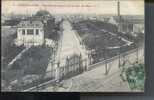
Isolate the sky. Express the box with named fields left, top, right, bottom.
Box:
left=2, top=0, right=144, bottom=15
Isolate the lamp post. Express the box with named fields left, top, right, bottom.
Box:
left=104, top=39, right=108, bottom=75
left=118, top=37, right=121, bottom=68
left=105, top=48, right=108, bottom=75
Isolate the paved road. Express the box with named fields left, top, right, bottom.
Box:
left=45, top=20, right=88, bottom=78
left=67, top=47, right=144, bottom=92
left=59, top=20, right=87, bottom=65
left=42, top=47, right=144, bottom=92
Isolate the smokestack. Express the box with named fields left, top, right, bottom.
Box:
left=117, top=0, right=120, bottom=17
left=117, top=0, right=121, bottom=32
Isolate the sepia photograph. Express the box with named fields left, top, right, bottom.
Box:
left=1, top=0, right=145, bottom=92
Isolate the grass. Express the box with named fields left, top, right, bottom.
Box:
left=1, top=22, right=58, bottom=90
left=72, top=20, right=139, bottom=63
left=1, top=27, right=17, bottom=37
left=72, top=20, right=126, bottom=50
left=2, top=45, right=53, bottom=89
left=1, top=27, right=25, bottom=70
left=10, top=45, right=52, bottom=75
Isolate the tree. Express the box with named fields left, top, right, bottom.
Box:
left=35, top=10, right=51, bottom=17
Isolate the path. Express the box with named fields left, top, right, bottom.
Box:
left=100, top=29, right=133, bottom=48
left=8, top=46, right=31, bottom=67
left=59, top=20, right=87, bottom=66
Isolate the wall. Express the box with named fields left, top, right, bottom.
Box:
left=133, top=24, right=144, bottom=33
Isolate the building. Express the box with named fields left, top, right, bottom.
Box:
left=108, top=16, right=118, bottom=25
left=108, top=16, right=144, bottom=34
left=119, top=16, right=144, bottom=34
left=15, top=20, right=44, bottom=46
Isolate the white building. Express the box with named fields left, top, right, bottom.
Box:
left=15, top=20, right=44, bottom=46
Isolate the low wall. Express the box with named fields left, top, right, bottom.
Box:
left=87, top=46, right=144, bottom=71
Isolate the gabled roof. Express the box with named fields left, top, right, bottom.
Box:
left=17, top=20, right=44, bottom=28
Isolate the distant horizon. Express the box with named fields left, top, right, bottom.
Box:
left=2, top=12, right=144, bottom=17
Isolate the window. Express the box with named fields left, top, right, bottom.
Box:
left=36, top=24, right=39, bottom=27
left=36, top=29, right=39, bottom=35
left=22, top=29, right=25, bottom=35
left=27, top=29, right=34, bottom=35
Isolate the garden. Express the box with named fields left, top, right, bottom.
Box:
left=72, top=19, right=137, bottom=63
left=1, top=27, right=25, bottom=70
left=1, top=45, right=53, bottom=91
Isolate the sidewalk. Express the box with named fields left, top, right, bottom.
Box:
left=42, top=47, right=143, bottom=92
left=59, top=61, right=131, bottom=92
left=43, top=62, right=131, bottom=92
left=42, top=53, right=130, bottom=92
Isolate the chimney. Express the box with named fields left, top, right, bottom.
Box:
left=117, top=0, right=121, bottom=32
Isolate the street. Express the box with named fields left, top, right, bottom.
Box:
left=42, top=46, right=144, bottom=92
left=43, top=19, right=144, bottom=92
left=59, top=20, right=87, bottom=65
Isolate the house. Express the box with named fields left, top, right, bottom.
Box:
left=119, top=16, right=144, bottom=34
left=108, top=16, right=144, bottom=34
left=15, top=20, right=44, bottom=46
left=108, top=16, right=118, bottom=25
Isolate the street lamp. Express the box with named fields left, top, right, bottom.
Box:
left=118, top=37, right=122, bottom=68
left=105, top=48, right=108, bottom=75
left=104, top=39, right=108, bottom=75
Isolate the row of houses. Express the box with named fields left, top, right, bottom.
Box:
left=108, top=15, right=144, bottom=34
left=67, top=14, right=144, bottom=34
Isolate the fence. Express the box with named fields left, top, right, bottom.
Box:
left=45, top=55, right=88, bottom=81
left=87, top=46, right=144, bottom=71
left=22, top=56, right=88, bottom=91
left=22, top=45, right=144, bottom=91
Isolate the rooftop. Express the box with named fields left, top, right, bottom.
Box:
left=17, top=20, right=44, bottom=28
left=113, top=15, right=144, bottom=24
